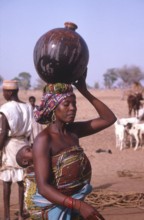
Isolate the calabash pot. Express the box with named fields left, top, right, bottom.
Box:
left=33, top=22, right=89, bottom=83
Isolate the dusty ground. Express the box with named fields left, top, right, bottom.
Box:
left=0, top=88, right=144, bottom=220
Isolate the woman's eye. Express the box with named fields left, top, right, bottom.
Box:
left=63, top=102, right=69, bottom=106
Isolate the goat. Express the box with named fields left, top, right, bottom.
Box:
left=124, top=122, right=144, bottom=150
left=139, top=125, right=144, bottom=147
left=114, top=121, right=125, bottom=150
left=118, top=117, right=139, bottom=125
left=127, top=93, right=143, bottom=117
left=114, top=117, right=139, bottom=150
left=138, top=107, right=144, bottom=121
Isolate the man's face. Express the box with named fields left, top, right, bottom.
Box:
left=29, top=98, right=36, bottom=108
left=2, top=89, right=12, bottom=101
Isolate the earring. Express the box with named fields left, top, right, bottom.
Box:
left=52, top=111, right=56, bottom=123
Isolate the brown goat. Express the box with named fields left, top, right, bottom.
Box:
left=127, top=93, right=143, bottom=117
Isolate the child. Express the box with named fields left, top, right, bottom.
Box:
left=16, top=146, right=43, bottom=219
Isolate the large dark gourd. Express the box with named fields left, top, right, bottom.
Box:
left=33, top=22, right=89, bottom=83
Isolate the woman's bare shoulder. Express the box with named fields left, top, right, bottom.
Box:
left=33, top=127, right=51, bottom=150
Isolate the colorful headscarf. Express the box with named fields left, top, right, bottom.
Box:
left=33, top=83, right=74, bottom=124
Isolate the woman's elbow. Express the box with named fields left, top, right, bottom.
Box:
left=37, top=186, right=46, bottom=197
left=108, top=115, right=117, bottom=126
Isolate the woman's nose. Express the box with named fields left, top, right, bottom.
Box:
left=69, top=103, right=76, bottom=110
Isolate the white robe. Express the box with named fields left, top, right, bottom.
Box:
left=0, top=101, right=33, bottom=182
left=30, top=116, right=44, bottom=145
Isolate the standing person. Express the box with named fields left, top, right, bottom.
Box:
left=0, top=80, right=33, bottom=220
left=29, top=96, right=37, bottom=109
left=31, top=73, right=117, bottom=220
left=28, top=96, right=44, bottom=146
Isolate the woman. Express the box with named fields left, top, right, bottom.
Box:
left=32, top=75, right=117, bottom=220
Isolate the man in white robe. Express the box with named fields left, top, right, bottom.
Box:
left=0, top=80, right=33, bottom=220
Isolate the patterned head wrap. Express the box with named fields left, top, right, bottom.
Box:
left=34, top=83, right=74, bottom=124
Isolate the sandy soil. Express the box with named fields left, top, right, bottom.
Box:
left=0, top=88, right=144, bottom=220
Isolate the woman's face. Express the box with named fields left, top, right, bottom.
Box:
left=55, top=95, right=77, bottom=123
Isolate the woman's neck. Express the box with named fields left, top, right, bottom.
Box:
left=49, top=122, right=67, bottom=134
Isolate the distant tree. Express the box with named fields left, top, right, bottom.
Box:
left=12, top=77, right=21, bottom=83
left=34, top=78, right=46, bottom=90
left=18, top=72, right=31, bottom=90
left=94, top=82, right=100, bottom=89
left=103, top=68, right=118, bottom=88
left=103, top=65, right=144, bottom=88
left=0, top=75, right=3, bottom=85
left=118, top=65, right=144, bottom=85
left=86, top=83, right=92, bottom=89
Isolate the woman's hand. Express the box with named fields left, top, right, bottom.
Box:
left=78, top=201, right=106, bottom=220
left=73, top=68, right=88, bottom=93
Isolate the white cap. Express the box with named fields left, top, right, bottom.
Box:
left=2, top=80, right=19, bottom=90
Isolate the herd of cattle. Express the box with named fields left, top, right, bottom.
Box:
left=114, top=92, right=144, bottom=151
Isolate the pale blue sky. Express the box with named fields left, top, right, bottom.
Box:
left=0, top=0, right=144, bottom=87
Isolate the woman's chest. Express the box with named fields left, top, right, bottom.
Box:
left=50, top=133, right=79, bottom=156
